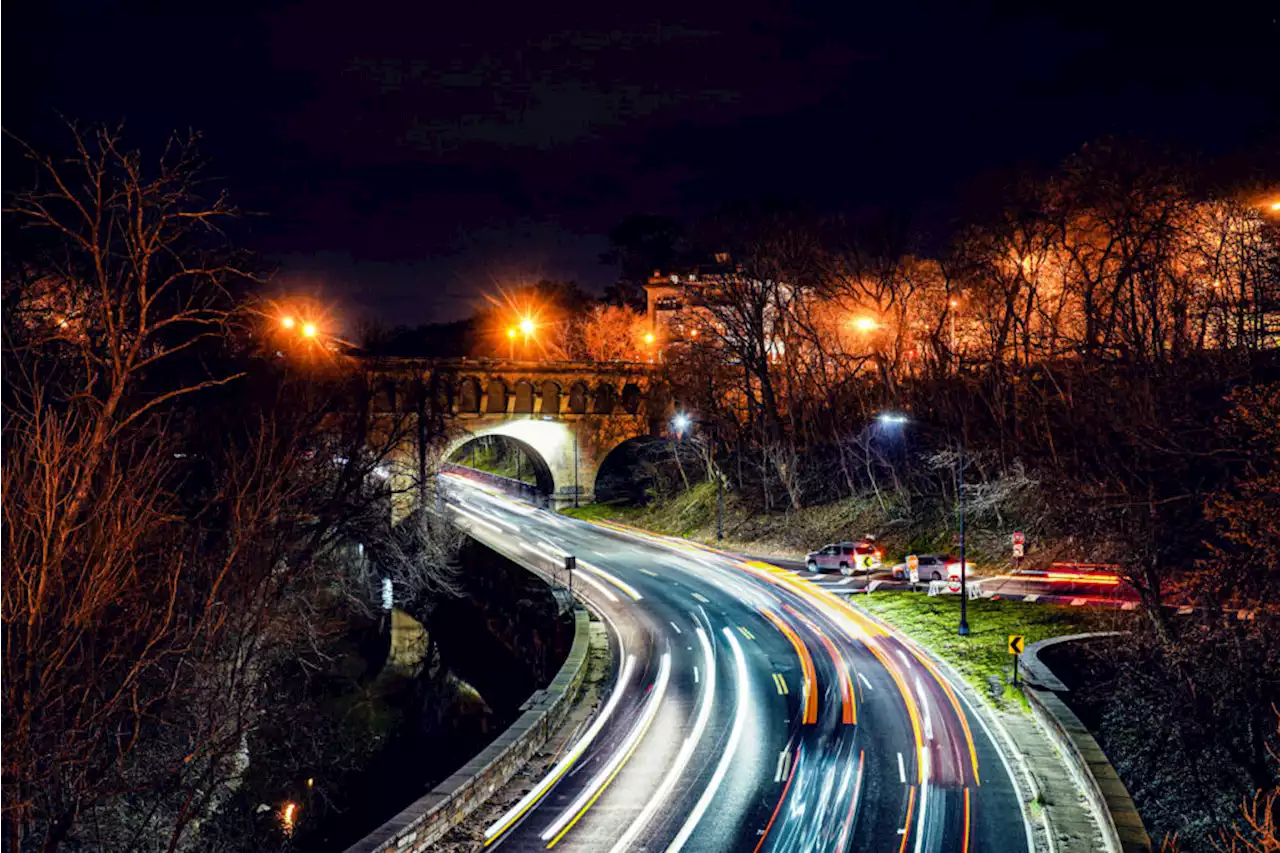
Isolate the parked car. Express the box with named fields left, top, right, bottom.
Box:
left=805, top=540, right=882, bottom=575
left=890, top=554, right=970, bottom=583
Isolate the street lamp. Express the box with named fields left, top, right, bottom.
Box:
left=873, top=412, right=970, bottom=635
left=281, top=316, right=296, bottom=330
left=852, top=316, right=879, bottom=334
left=671, top=412, right=722, bottom=540
left=302, top=322, right=318, bottom=338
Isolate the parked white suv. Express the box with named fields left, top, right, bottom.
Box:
left=890, top=554, right=969, bottom=583
left=805, top=541, right=881, bottom=575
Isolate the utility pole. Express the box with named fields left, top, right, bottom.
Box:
left=714, top=424, right=724, bottom=540
left=956, top=438, right=970, bottom=636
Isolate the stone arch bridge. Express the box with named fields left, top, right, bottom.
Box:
left=368, top=358, right=668, bottom=515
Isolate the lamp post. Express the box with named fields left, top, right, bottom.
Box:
left=673, top=413, right=723, bottom=540
left=956, top=437, right=970, bottom=636
left=573, top=423, right=580, bottom=508
left=877, top=411, right=969, bottom=635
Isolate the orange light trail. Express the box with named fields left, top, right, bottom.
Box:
left=963, top=786, right=972, bottom=853
left=759, top=608, right=819, bottom=725
left=898, top=786, right=917, bottom=853
left=783, top=604, right=855, bottom=725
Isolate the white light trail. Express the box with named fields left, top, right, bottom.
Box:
left=571, top=569, right=619, bottom=603
left=483, top=654, right=637, bottom=842
left=606, top=629, right=717, bottom=853
left=664, top=628, right=750, bottom=853
left=540, top=653, right=672, bottom=842
left=578, top=559, right=644, bottom=601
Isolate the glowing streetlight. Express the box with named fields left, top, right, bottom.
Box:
left=1270, top=201, right=1280, bottom=212
left=506, top=328, right=516, bottom=339
left=281, top=316, right=296, bottom=330
left=281, top=802, right=298, bottom=836
left=644, top=332, right=656, bottom=344
left=851, top=316, right=878, bottom=333
left=301, top=322, right=318, bottom=338
left=519, top=317, right=535, bottom=336
left=672, top=412, right=691, bottom=436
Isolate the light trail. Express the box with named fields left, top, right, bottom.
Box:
left=759, top=608, right=818, bottom=724
left=606, top=628, right=717, bottom=853
left=782, top=604, right=855, bottom=724
left=570, top=568, right=619, bottom=603
left=577, top=559, right=644, bottom=601
left=664, top=628, right=750, bottom=853
left=540, top=653, right=672, bottom=846
left=834, top=750, right=865, bottom=853
left=482, top=654, right=637, bottom=844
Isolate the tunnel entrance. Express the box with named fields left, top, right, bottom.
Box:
left=593, top=436, right=670, bottom=504
left=449, top=434, right=555, bottom=498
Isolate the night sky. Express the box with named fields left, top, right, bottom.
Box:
left=7, top=0, right=1278, bottom=327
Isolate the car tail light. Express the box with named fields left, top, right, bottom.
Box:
left=875, top=550, right=882, bottom=559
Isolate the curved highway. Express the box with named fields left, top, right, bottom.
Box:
left=441, top=473, right=1033, bottom=853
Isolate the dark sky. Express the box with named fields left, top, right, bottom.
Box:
left=7, top=0, right=1278, bottom=327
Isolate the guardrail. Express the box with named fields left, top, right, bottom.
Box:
left=343, top=597, right=592, bottom=852
left=1021, top=633, right=1151, bottom=853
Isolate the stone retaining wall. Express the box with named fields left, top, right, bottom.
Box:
left=343, top=605, right=592, bottom=852
left=1022, top=633, right=1151, bottom=853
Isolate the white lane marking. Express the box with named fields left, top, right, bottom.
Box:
left=838, top=577, right=856, bottom=586
left=483, top=654, right=637, bottom=841
left=773, top=749, right=792, bottom=783
left=897, top=752, right=907, bottom=784
left=914, top=750, right=931, bottom=853
left=693, top=666, right=699, bottom=684
left=691, top=592, right=710, bottom=603
left=540, top=653, right=672, bottom=842
left=857, top=672, right=874, bottom=691
left=606, top=631, right=717, bottom=853
left=670, top=621, right=682, bottom=634
left=664, top=629, right=750, bottom=853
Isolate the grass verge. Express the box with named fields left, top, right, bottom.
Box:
left=851, top=592, right=1123, bottom=710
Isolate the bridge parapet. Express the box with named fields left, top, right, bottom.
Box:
left=365, top=358, right=667, bottom=514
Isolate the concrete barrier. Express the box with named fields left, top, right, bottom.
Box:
left=1022, top=633, right=1151, bottom=853
left=343, top=605, right=592, bottom=852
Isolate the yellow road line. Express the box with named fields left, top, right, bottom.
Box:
left=738, top=625, right=756, bottom=640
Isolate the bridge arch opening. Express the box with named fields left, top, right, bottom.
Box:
left=594, top=436, right=670, bottom=504
left=449, top=434, right=555, bottom=497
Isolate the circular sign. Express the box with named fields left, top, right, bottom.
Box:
left=1012, top=531, right=1025, bottom=546
left=948, top=577, right=961, bottom=593
left=906, top=554, right=919, bottom=571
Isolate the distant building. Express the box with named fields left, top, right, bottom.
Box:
left=643, top=252, right=734, bottom=339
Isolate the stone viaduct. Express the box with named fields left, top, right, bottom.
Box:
left=368, top=358, right=668, bottom=514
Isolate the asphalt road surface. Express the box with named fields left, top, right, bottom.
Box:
left=440, top=473, right=1034, bottom=853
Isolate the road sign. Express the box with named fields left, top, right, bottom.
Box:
left=1012, top=543, right=1025, bottom=559
left=1012, top=531, right=1025, bottom=546
left=860, top=553, right=875, bottom=571
left=906, top=554, right=919, bottom=584
left=948, top=577, right=961, bottom=594
left=1007, top=635, right=1024, bottom=655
